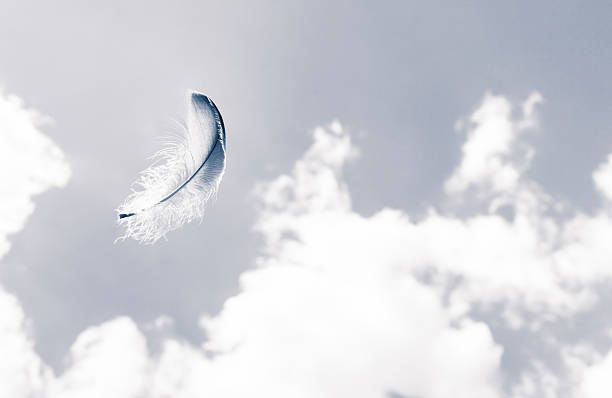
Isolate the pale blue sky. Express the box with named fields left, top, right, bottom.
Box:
left=1, top=1, right=612, bottom=390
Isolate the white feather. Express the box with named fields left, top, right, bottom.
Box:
left=117, top=91, right=226, bottom=243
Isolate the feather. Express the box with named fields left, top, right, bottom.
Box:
left=116, top=91, right=226, bottom=243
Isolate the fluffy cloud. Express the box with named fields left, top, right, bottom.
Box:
left=445, top=92, right=542, bottom=195
left=0, top=90, right=69, bottom=398
left=579, top=348, right=612, bottom=398
left=0, top=287, right=52, bottom=398
left=141, top=120, right=504, bottom=398
left=48, top=317, right=149, bottom=398
left=3, top=89, right=612, bottom=397
left=0, top=90, right=70, bottom=258
left=593, top=154, right=612, bottom=201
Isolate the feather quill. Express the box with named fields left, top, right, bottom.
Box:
left=117, top=91, right=226, bottom=243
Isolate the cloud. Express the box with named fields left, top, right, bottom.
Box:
left=445, top=91, right=542, bottom=196
left=579, top=347, right=612, bottom=398
left=2, top=89, right=612, bottom=397
left=593, top=154, right=612, bottom=201
left=0, top=287, right=52, bottom=398
left=0, top=89, right=69, bottom=398
left=145, top=93, right=612, bottom=397
left=48, top=317, right=149, bottom=398
left=0, top=90, right=70, bottom=258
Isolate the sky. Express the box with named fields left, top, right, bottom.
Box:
left=2, top=1, right=612, bottom=397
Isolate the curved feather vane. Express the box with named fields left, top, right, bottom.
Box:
left=117, top=91, right=226, bottom=243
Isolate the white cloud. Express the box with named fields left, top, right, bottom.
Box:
left=0, top=90, right=69, bottom=397
left=0, top=90, right=70, bottom=258
left=3, top=89, right=612, bottom=397
left=144, top=122, right=504, bottom=398
left=579, top=348, right=612, bottom=398
left=0, top=287, right=52, bottom=398
left=593, top=153, right=612, bottom=201
left=48, top=318, right=149, bottom=398
left=148, top=93, right=612, bottom=397
left=445, top=91, right=542, bottom=196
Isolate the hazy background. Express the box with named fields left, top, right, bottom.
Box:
left=2, top=1, right=612, bottom=396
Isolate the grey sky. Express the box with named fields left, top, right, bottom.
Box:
left=1, top=0, right=612, bottom=386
